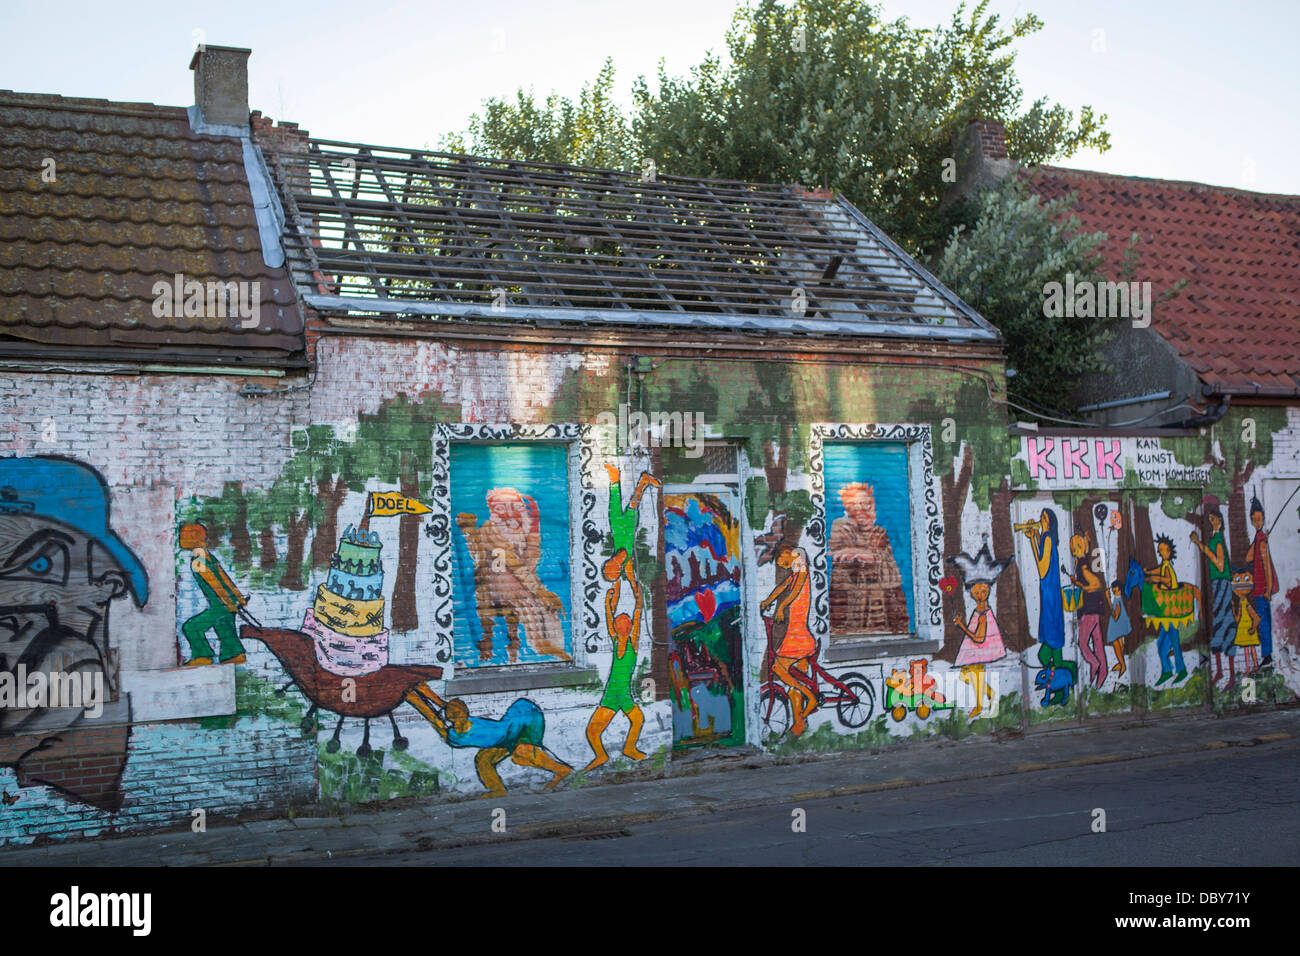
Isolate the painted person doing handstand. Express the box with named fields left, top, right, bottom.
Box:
left=585, top=559, right=648, bottom=769
left=583, top=463, right=660, bottom=769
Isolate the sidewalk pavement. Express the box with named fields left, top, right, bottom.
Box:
left=4, top=706, right=1297, bottom=866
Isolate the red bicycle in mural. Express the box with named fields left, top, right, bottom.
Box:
left=758, top=616, right=876, bottom=740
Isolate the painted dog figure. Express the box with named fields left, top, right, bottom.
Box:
left=1034, top=664, right=1075, bottom=707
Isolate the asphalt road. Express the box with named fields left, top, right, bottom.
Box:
left=313, top=738, right=1300, bottom=866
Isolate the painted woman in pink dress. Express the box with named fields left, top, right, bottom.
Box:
left=952, top=580, right=1005, bottom=718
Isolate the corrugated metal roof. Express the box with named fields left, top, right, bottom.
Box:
left=0, top=91, right=304, bottom=363
left=263, top=137, right=997, bottom=341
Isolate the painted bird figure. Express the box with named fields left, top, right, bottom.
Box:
left=240, top=625, right=442, bottom=757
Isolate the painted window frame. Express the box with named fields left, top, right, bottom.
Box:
left=808, top=423, right=943, bottom=646
left=428, top=423, right=601, bottom=673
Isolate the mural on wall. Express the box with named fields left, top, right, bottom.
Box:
left=178, top=522, right=248, bottom=666
left=451, top=443, right=572, bottom=665
left=1244, top=496, right=1278, bottom=673
left=1141, top=532, right=1198, bottom=686
left=1230, top=568, right=1262, bottom=673
left=808, top=425, right=943, bottom=648
left=0, top=456, right=148, bottom=811
left=948, top=542, right=1012, bottom=718
left=825, top=441, right=913, bottom=635
left=758, top=542, right=877, bottom=738
left=761, top=544, right=817, bottom=736
left=238, top=491, right=444, bottom=755
left=1192, top=501, right=1234, bottom=687
left=885, top=658, right=952, bottom=721
left=665, top=491, right=744, bottom=748
left=1262, top=479, right=1300, bottom=677
left=1016, top=507, right=1077, bottom=706
left=584, top=464, right=658, bottom=770
left=405, top=688, right=572, bottom=796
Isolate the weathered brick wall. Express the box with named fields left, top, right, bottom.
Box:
left=0, top=370, right=316, bottom=845
left=12, top=333, right=1291, bottom=844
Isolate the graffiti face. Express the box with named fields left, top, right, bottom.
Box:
left=0, top=456, right=147, bottom=810
left=0, top=514, right=129, bottom=682
left=840, top=483, right=877, bottom=528
left=487, top=489, right=529, bottom=531
left=1069, top=534, right=1089, bottom=559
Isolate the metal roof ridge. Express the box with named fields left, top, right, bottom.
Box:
left=830, top=194, right=1000, bottom=338
left=301, top=293, right=998, bottom=341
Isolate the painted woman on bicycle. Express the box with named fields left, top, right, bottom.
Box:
left=761, top=544, right=818, bottom=736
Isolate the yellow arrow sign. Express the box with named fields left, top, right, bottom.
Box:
left=368, top=491, right=432, bottom=517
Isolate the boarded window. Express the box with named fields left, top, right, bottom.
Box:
left=449, top=443, right=572, bottom=666
left=824, top=442, right=914, bottom=635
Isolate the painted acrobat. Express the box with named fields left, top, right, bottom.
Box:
left=584, top=463, right=660, bottom=769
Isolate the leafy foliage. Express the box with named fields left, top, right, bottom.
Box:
left=452, top=0, right=1107, bottom=257
left=446, top=0, right=1114, bottom=413
left=936, top=175, right=1114, bottom=412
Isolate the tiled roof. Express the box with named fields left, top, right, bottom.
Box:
left=1029, top=166, right=1300, bottom=392
left=0, top=91, right=304, bottom=364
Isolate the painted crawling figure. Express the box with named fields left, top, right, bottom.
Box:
left=1034, top=664, right=1075, bottom=707
left=405, top=687, right=572, bottom=797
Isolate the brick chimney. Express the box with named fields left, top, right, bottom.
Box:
left=942, top=118, right=1016, bottom=208
left=189, top=45, right=251, bottom=127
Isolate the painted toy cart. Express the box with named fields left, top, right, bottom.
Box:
left=885, top=658, right=954, bottom=721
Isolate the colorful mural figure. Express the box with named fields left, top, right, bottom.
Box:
left=948, top=542, right=1012, bottom=718
left=829, top=482, right=910, bottom=634
left=405, top=687, right=571, bottom=796
left=603, top=464, right=659, bottom=581
left=1142, top=534, right=1195, bottom=686
left=760, top=544, right=817, bottom=736
left=665, top=492, right=744, bottom=748
left=885, top=658, right=952, bottom=721
left=1066, top=532, right=1108, bottom=689
left=240, top=491, right=443, bottom=755
left=1231, top=569, right=1262, bottom=674
left=457, top=488, right=568, bottom=663
left=585, top=465, right=658, bottom=769
left=1244, top=496, right=1277, bottom=671
left=179, top=522, right=248, bottom=666
left=1018, top=508, right=1077, bottom=704
left=0, top=456, right=147, bottom=811
left=1105, top=570, right=1139, bottom=679
left=1192, top=503, right=1234, bottom=686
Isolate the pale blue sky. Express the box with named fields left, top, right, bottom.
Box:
left=3, top=0, right=1296, bottom=194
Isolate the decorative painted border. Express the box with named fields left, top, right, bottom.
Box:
left=428, top=423, right=600, bottom=667
left=808, top=423, right=943, bottom=638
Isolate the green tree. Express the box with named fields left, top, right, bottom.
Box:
left=936, top=175, right=1114, bottom=413
left=448, top=0, right=1115, bottom=412
left=445, top=58, right=634, bottom=170
left=453, top=0, right=1107, bottom=258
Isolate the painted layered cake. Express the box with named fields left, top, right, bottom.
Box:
left=303, top=525, right=389, bottom=675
